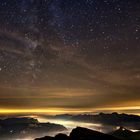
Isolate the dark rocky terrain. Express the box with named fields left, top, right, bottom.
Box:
left=35, top=126, right=140, bottom=140
left=35, top=127, right=120, bottom=140
left=110, top=126, right=140, bottom=140
left=0, top=117, right=67, bottom=139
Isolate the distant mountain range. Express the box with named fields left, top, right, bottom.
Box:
left=0, top=117, right=67, bottom=139
left=1, top=113, right=140, bottom=140
left=44, top=112, right=140, bottom=130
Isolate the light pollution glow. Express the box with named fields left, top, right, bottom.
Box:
left=37, top=117, right=102, bottom=130
left=0, top=106, right=140, bottom=115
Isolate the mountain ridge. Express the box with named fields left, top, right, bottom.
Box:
left=35, top=126, right=121, bottom=140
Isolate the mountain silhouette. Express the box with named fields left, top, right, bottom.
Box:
left=35, top=127, right=120, bottom=140
left=110, top=126, right=133, bottom=138
left=0, top=117, right=38, bottom=124
left=0, top=117, right=67, bottom=139
left=46, top=112, right=140, bottom=129
left=110, top=126, right=140, bottom=140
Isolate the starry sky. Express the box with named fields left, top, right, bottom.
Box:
left=0, top=0, right=140, bottom=115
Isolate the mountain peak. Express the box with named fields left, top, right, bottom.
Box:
left=110, top=126, right=133, bottom=139
left=118, top=126, right=128, bottom=131
left=115, top=126, right=132, bottom=133
left=35, top=127, right=120, bottom=140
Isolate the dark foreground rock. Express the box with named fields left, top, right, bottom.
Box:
left=110, top=127, right=140, bottom=140
left=35, top=127, right=120, bottom=140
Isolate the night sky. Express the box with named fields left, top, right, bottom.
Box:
left=0, top=0, right=140, bottom=114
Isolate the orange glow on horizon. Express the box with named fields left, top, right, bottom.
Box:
left=0, top=106, right=140, bottom=115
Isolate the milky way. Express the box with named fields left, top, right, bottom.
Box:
left=0, top=0, right=139, bottom=114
